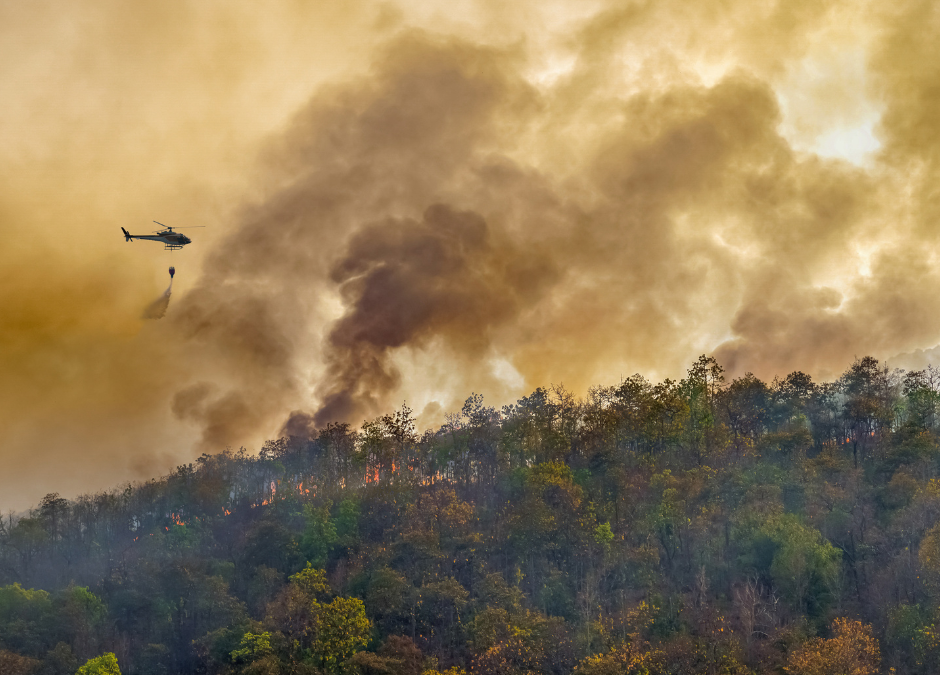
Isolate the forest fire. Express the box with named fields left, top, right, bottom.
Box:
left=0, top=354, right=932, bottom=675
left=7, top=1, right=940, bottom=673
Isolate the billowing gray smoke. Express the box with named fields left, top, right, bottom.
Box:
left=308, top=203, right=556, bottom=428
left=170, top=11, right=940, bottom=444
left=171, top=32, right=563, bottom=440
left=9, top=0, right=940, bottom=510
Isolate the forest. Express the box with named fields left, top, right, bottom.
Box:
left=3, top=355, right=940, bottom=674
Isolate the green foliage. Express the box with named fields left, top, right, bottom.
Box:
left=336, top=499, right=361, bottom=543
left=231, top=631, right=272, bottom=663
left=265, top=564, right=331, bottom=658
left=366, top=567, right=410, bottom=619
left=301, top=501, right=338, bottom=566
left=58, top=585, right=106, bottom=657
left=476, top=574, right=523, bottom=614
left=76, top=652, right=121, bottom=675
left=5, top=354, right=940, bottom=674
left=42, top=642, right=79, bottom=675
left=309, top=596, right=371, bottom=673
left=593, top=522, right=614, bottom=554
left=0, top=583, right=54, bottom=655
left=290, top=563, right=331, bottom=598
left=736, top=514, right=841, bottom=614
left=574, top=642, right=663, bottom=675
left=886, top=604, right=940, bottom=672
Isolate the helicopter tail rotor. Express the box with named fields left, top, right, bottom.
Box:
left=121, top=227, right=132, bottom=241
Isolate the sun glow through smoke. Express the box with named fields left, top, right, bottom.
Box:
left=4, top=0, right=940, bottom=511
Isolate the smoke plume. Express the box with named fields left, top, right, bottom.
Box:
left=7, top=0, right=940, bottom=508
left=308, top=203, right=558, bottom=427
left=174, top=7, right=940, bottom=439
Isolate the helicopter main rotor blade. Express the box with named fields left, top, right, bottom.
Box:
left=152, top=221, right=204, bottom=229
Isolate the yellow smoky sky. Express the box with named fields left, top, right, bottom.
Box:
left=2, top=0, right=940, bottom=511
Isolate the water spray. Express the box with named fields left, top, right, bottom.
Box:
left=142, top=267, right=175, bottom=320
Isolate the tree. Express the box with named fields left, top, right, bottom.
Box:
left=785, top=617, right=880, bottom=675
left=416, top=578, right=468, bottom=658
left=721, top=373, right=770, bottom=458
left=42, top=642, right=80, bottom=675
left=918, top=522, right=940, bottom=597
left=265, top=563, right=330, bottom=652
left=574, top=642, right=664, bottom=675
left=768, top=517, right=841, bottom=614
left=301, top=501, right=338, bottom=566
left=0, top=650, right=40, bottom=675
left=365, top=567, right=412, bottom=635
left=470, top=606, right=574, bottom=675
left=38, top=493, right=70, bottom=559
left=77, top=652, right=122, bottom=675
left=335, top=498, right=361, bottom=546
left=348, top=635, right=424, bottom=675
left=56, top=585, right=106, bottom=660
left=840, top=357, right=896, bottom=468
left=8, top=355, right=940, bottom=675
left=0, top=583, right=55, bottom=656
left=645, top=379, right=689, bottom=457
left=310, top=596, right=371, bottom=673
left=902, top=368, right=940, bottom=431
left=508, top=462, right=585, bottom=554
left=737, top=514, right=841, bottom=615
left=683, top=355, right=725, bottom=465
left=231, top=631, right=273, bottom=663
left=377, top=635, right=424, bottom=675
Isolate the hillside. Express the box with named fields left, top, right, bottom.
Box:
left=2, top=355, right=939, bottom=674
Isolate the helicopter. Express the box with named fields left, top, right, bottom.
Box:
left=121, top=221, right=203, bottom=250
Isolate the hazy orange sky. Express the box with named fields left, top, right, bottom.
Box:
left=3, top=0, right=940, bottom=511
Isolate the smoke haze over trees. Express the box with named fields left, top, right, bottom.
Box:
left=5, top=1, right=940, bottom=517
left=5, top=356, right=940, bottom=673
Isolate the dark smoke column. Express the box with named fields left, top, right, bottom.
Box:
left=307, top=203, right=555, bottom=429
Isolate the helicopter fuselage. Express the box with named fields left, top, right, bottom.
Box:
left=122, top=227, right=191, bottom=250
